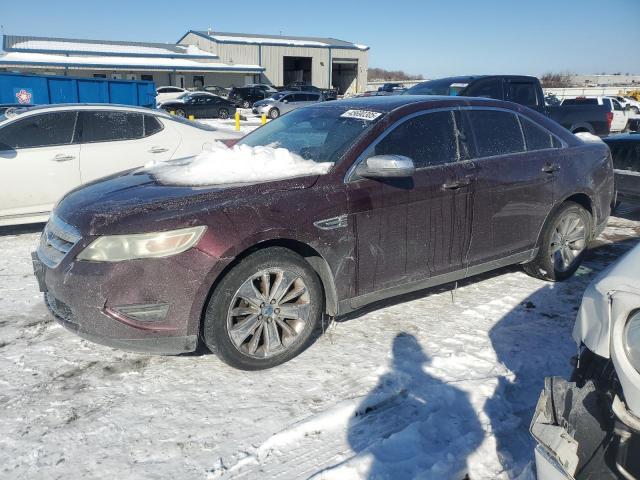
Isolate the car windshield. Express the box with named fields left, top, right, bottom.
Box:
left=238, top=105, right=384, bottom=163
left=405, top=79, right=469, bottom=96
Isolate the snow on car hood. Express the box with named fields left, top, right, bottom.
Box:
left=146, top=141, right=333, bottom=186
left=573, top=242, right=640, bottom=357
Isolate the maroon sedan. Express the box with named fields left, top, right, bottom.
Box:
left=33, top=96, right=614, bottom=370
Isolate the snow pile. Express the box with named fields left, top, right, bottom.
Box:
left=575, top=132, right=604, bottom=143
left=147, top=141, right=333, bottom=186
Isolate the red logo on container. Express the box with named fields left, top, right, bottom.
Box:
left=15, top=89, right=32, bottom=104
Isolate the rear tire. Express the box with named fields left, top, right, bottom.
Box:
left=523, top=202, right=591, bottom=282
left=242, top=100, right=251, bottom=109
left=175, top=108, right=186, bottom=118
left=202, top=247, right=323, bottom=370
left=269, top=108, right=280, bottom=119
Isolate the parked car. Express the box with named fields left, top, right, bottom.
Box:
left=33, top=96, right=613, bottom=370
left=0, top=103, right=30, bottom=115
left=159, top=93, right=236, bottom=119
left=604, top=133, right=640, bottom=207
left=615, top=95, right=640, bottom=115
left=530, top=242, right=640, bottom=480
left=561, top=97, right=628, bottom=133
left=406, top=76, right=614, bottom=136
left=377, top=83, right=406, bottom=95
left=200, top=85, right=230, bottom=98
left=245, top=83, right=278, bottom=94
left=155, top=86, right=189, bottom=105
left=280, top=83, right=338, bottom=101
left=252, top=91, right=323, bottom=118
left=0, top=104, right=242, bottom=226
left=228, top=87, right=270, bottom=109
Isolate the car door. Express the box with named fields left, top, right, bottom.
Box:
left=610, top=99, right=627, bottom=131
left=347, top=109, right=476, bottom=300
left=0, top=111, right=81, bottom=221
left=463, top=108, right=557, bottom=264
left=78, top=111, right=176, bottom=183
left=610, top=141, right=640, bottom=200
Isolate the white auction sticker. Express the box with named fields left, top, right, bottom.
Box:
left=340, top=109, right=383, bottom=121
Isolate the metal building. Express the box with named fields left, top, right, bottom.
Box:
left=0, top=31, right=369, bottom=95
left=178, top=30, right=369, bottom=95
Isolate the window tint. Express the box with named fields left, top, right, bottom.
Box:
left=374, top=111, right=458, bottom=168
left=291, top=94, right=306, bottom=102
left=612, top=100, right=623, bottom=111
left=520, top=116, right=556, bottom=151
left=609, top=143, right=640, bottom=172
left=465, top=79, right=503, bottom=99
left=0, top=112, right=77, bottom=150
left=144, top=115, right=163, bottom=137
left=467, top=110, right=525, bottom=157
left=506, top=82, right=538, bottom=107
left=308, top=94, right=321, bottom=101
left=81, top=111, right=143, bottom=143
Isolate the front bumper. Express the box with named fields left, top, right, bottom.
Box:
left=252, top=105, right=270, bottom=115
left=531, top=352, right=640, bottom=479
left=33, top=239, right=230, bottom=355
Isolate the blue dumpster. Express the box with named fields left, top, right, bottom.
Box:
left=0, top=72, right=156, bottom=108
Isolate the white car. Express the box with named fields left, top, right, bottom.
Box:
left=561, top=96, right=629, bottom=132
left=615, top=95, right=640, bottom=115
left=155, top=86, right=188, bottom=105
left=531, top=243, right=640, bottom=480
left=0, top=104, right=243, bottom=226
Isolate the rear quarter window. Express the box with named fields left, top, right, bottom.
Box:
left=467, top=110, right=525, bottom=157
left=520, top=116, right=557, bottom=151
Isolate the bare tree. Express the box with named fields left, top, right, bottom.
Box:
left=368, top=67, right=424, bottom=82
left=540, top=72, right=574, bottom=88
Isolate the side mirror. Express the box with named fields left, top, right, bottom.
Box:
left=355, top=154, right=415, bottom=178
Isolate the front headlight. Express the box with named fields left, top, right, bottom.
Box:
left=624, top=310, right=640, bottom=373
left=77, top=226, right=206, bottom=262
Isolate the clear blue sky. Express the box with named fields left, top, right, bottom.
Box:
left=1, top=0, right=638, bottom=78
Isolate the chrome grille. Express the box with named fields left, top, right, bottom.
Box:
left=37, top=215, right=82, bottom=268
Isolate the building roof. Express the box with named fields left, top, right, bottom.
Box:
left=0, top=51, right=264, bottom=73
left=3, top=34, right=217, bottom=58
left=184, top=30, right=369, bottom=50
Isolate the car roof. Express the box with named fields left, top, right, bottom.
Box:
left=603, top=133, right=640, bottom=143
left=312, top=94, right=513, bottom=113
left=2, top=103, right=167, bottom=118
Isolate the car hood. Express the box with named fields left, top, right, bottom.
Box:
left=254, top=99, right=275, bottom=106
left=573, top=243, right=640, bottom=357
left=55, top=168, right=320, bottom=236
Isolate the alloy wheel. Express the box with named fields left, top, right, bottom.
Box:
left=549, top=212, right=587, bottom=272
left=226, top=268, right=311, bottom=359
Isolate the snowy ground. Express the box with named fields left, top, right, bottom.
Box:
left=1, top=206, right=639, bottom=480
left=197, top=109, right=266, bottom=135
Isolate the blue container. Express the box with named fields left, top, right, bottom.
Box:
left=0, top=72, right=156, bottom=107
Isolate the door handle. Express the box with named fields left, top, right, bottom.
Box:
left=541, top=163, right=560, bottom=174
left=148, top=147, right=169, bottom=154
left=51, top=154, right=76, bottom=162
left=442, top=178, right=472, bottom=190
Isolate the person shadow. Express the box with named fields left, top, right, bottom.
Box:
left=342, top=332, right=484, bottom=480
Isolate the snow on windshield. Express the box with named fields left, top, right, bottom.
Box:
left=147, top=141, right=333, bottom=186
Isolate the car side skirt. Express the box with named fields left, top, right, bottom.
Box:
left=339, top=249, right=537, bottom=314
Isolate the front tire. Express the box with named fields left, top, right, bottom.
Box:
left=242, top=100, right=251, bottom=109
left=218, top=108, right=229, bottom=119
left=202, top=248, right=323, bottom=370
left=175, top=108, right=186, bottom=118
left=269, top=108, right=280, bottom=119
left=523, top=202, right=591, bottom=281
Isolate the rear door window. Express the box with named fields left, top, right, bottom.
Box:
left=520, top=116, right=557, bottom=151
left=0, top=112, right=77, bottom=150
left=464, top=78, right=503, bottom=99
left=610, top=144, right=640, bottom=172
left=467, top=110, right=525, bottom=157
left=374, top=111, right=458, bottom=168
left=80, top=111, right=144, bottom=143
left=506, top=82, right=539, bottom=108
